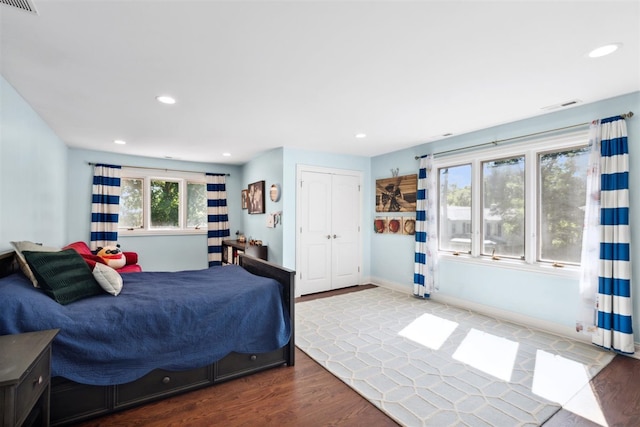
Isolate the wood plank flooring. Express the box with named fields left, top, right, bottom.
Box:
left=75, top=347, right=397, bottom=427
left=75, top=285, right=640, bottom=427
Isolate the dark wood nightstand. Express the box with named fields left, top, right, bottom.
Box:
left=0, top=329, right=59, bottom=427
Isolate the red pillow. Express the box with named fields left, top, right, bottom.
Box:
left=62, top=243, right=107, bottom=266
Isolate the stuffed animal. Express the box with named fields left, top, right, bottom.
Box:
left=96, top=244, right=126, bottom=269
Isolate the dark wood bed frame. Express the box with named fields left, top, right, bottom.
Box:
left=0, top=251, right=295, bottom=426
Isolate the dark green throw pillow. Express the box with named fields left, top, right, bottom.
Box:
left=23, top=249, right=103, bottom=305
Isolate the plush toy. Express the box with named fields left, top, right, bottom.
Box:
left=96, top=244, right=126, bottom=269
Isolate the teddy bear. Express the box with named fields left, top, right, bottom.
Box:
left=95, top=244, right=127, bottom=269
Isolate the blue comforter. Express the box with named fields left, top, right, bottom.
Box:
left=0, top=265, right=291, bottom=385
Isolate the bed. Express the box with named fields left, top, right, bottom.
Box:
left=0, top=250, right=295, bottom=426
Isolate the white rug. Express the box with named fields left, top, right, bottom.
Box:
left=296, top=287, right=614, bottom=427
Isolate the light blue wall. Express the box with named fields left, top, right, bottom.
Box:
left=67, top=148, right=242, bottom=271
left=281, top=148, right=372, bottom=275
left=240, top=148, right=284, bottom=265
left=0, top=75, right=68, bottom=251
left=371, top=91, right=640, bottom=336
left=369, top=148, right=424, bottom=287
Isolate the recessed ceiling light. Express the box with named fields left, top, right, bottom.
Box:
left=355, top=133, right=367, bottom=139
left=222, top=152, right=231, bottom=157
left=588, top=43, right=622, bottom=58
left=114, top=139, right=126, bottom=145
left=156, top=95, right=176, bottom=105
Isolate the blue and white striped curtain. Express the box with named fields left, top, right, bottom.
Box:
left=206, top=174, right=230, bottom=267
left=90, top=164, right=122, bottom=251
left=414, top=155, right=438, bottom=298
left=593, top=116, right=633, bottom=354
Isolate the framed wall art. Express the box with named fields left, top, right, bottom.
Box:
left=241, top=189, right=249, bottom=210
left=375, top=174, right=418, bottom=212
left=248, top=180, right=265, bottom=214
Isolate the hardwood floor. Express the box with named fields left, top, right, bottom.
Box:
left=74, top=285, right=640, bottom=427
left=76, top=349, right=397, bottom=427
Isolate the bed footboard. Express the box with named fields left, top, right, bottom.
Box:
left=239, top=254, right=296, bottom=367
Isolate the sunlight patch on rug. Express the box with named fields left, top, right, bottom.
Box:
left=398, top=313, right=458, bottom=350
left=532, top=349, right=608, bottom=426
left=296, top=287, right=614, bottom=427
left=452, top=329, right=519, bottom=382
left=562, top=382, right=608, bottom=426
left=532, top=349, right=593, bottom=404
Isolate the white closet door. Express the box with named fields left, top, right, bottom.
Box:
left=298, top=168, right=361, bottom=295
left=330, top=173, right=360, bottom=289
left=299, top=170, right=333, bottom=295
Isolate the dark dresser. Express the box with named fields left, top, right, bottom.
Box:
left=0, top=329, right=59, bottom=427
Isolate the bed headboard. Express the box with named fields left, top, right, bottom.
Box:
left=0, top=251, right=18, bottom=279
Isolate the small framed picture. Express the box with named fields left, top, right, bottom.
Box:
left=241, top=189, right=249, bottom=210
left=248, top=180, right=265, bottom=214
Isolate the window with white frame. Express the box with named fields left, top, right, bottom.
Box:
left=118, top=167, right=207, bottom=235
left=435, top=131, right=590, bottom=268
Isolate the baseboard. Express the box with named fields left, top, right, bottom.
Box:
left=370, top=276, right=640, bottom=356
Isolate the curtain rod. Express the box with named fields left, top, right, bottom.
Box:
left=87, top=162, right=231, bottom=176
left=415, top=111, right=634, bottom=160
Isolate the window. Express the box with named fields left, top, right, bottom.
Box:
left=150, top=179, right=179, bottom=228
left=538, top=146, right=590, bottom=264
left=482, top=156, right=525, bottom=259
left=439, top=164, right=472, bottom=254
left=118, top=168, right=207, bottom=235
left=187, top=182, right=207, bottom=227
left=119, top=178, right=143, bottom=229
left=435, top=131, right=589, bottom=269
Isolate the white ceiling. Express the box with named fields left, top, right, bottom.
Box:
left=1, top=1, right=639, bottom=165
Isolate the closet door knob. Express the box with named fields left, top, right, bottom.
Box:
left=326, top=235, right=331, bottom=239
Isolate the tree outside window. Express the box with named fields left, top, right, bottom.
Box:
left=539, top=147, right=590, bottom=264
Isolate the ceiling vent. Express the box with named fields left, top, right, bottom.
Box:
left=0, top=0, right=38, bottom=14
left=540, top=99, right=583, bottom=111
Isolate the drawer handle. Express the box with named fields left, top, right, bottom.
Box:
left=162, top=376, right=171, bottom=384
left=33, top=375, right=43, bottom=386
left=250, top=355, right=257, bottom=361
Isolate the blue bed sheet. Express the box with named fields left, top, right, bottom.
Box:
left=0, top=265, right=291, bottom=385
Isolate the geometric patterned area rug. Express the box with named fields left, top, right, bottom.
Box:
left=296, top=287, right=614, bottom=427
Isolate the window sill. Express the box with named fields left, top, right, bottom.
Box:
left=438, top=252, right=581, bottom=278
left=118, top=229, right=208, bottom=237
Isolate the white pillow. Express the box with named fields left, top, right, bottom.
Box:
left=10, top=241, right=60, bottom=287
left=92, top=263, right=123, bottom=296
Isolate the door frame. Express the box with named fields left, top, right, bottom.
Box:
left=295, top=164, right=363, bottom=297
